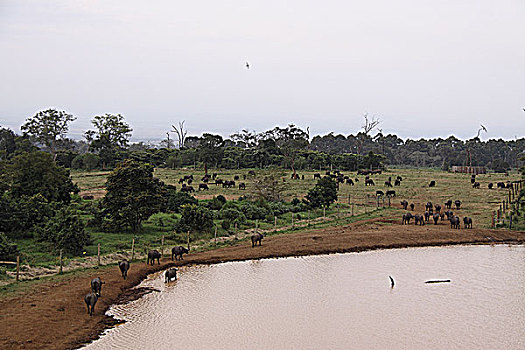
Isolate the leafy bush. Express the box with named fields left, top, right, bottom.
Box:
left=36, top=207, right=90, bottom=256
left=166, top=190, right=198, bottom=213
left=240, top=202, right=269, bottom=220
left=268, top=201, right=289, bottom=216
left=306, top=176, right=338, bottom=208
left=207, top=196, right=226, bottom=210
left=221, top=219, right=231, bottom=231
left=219, top=207, right=247, bottom=224
left=175, top=204, right=214, bottom=233
left=0, top=232, right=19, bottom=260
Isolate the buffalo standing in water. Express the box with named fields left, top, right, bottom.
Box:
left=119, top=260, right=130, bottom=280
left=165, top=268, right=178, bottom=283
left=251, top=233, right=264, bottom=247
left=91, top=277, right=105, bottom=296
left=84, top=293, right=98, bottom=316
left=147, top=250, right=161, bottom=265
left=171, top=246, right=189, bottom=261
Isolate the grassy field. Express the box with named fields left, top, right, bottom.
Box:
left=3, top=167, right=519, bottom=282
left=74, top=167, right=520, bottom=227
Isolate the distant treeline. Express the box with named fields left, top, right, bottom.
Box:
left=1, top=119, right=524, bottom=172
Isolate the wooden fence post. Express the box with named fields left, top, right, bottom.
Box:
left=274, top=216, right=277, bottom=231
left=352, top=203, right=354, bottom=216
left=491, top=211, right=495, bottom=228
left=97, top=243, right=101, bottom=266
left=131, top=238, right=135, bottom=262
left=187, top=231, right=190, bottom=251
left=59, top=249, right=63, bottom=274
left=323, top=206, right=326, bottom=218
left=307, top=210, right=310, bottom=226
left=161, top=235, right=165, bottom=257
left=16, top=255, right=20, bottom=281
left=214, top=226, right=217, bottom=245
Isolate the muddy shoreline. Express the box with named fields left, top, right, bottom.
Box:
left=1, top=218, right=524, bottom=350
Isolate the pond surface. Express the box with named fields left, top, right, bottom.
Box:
left=84, top=245, right=525, bottom=350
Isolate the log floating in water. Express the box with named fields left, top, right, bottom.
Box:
left=425, top=280, right=451, bottom=284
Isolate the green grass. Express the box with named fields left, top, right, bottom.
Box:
left=10, top=167, right=516, bottom=269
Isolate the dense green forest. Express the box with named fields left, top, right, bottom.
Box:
left=1, top=109, right=524, bottom=172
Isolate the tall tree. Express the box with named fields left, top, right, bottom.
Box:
left=261, top=124, right=309, bottom=177
left=21, top=108, right=76, bottom=161
left=357, top=113, right=380, bottom=155
left=198, top=133, right=224, bottom=173
left=101, top=159, right=165, bottom=232
left=85, top=113, right=132, bottom=168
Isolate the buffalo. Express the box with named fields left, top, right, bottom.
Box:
left=165, top=268, right=178, bottom=283
left=400, top=200, right=408, bottom=210
left=444, top=210, right=454, bottom=220
left=314, top=173, right=321, bottom=179
left=394, top=179, right=401, bottom=186
left=386, top=190, right=396, bottom=197
left=454, top=200, right=462, bottom=210
left=402, top=213, right=414, bottom=224
left=346, top=178, right=354, bottom=185
left=118, top=260, right=130, bottom=280
left=239, top=182, right=246, bottom=190
left=365, top=179, right=375, bottom=186
left=414, top=214, right=425, bottom=226
left=435, top=204, right=442, bottom=213
left=91, top=277, right=104, bottom=296
left=251, top=233, right=264, bottom=247
left=376, top=190, right=384, bottom=197
left=424, top=211, right=430, bottom=222
left=171, top=246, right=189, bottom=261
left=445, top=200, right=453, bottom=209
left=449, top=216, right=460, bottom=229
left=180, top=185, right=195, bottom=193
left=463, top=217, right=473, bottom=229
left=472, top=182, right=480, bottom=189
left=410, top=203, right=415, bottom=211
left=84, top=293, right=98, bottom=316
left=234, top=175, right=240, bottom=181
left=488, top=183, right=493, bottom=189
left=248, top=170, right=256, bottom=176
left=147, top=250, right=161, bottom=265
left=429, top=180, right=436, bottom=187
left=384, top=181, right=393, bottom=187
left=198, top=183, right=209, bottom=191
left=497, top=182, right=505, bottom=189
left=432, top=213, right=440, bottom=225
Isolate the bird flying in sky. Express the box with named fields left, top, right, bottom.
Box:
left=246, top=61, right=250, bottom=69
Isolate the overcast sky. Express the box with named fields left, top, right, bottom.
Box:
left=1, top=0, right=524, bottom=142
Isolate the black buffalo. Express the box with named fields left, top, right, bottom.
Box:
left=251, top=233, right=264, bottom=247
left=454, top=200, right=462, bottom=210
left=118, top=260, right=130, bottom=280
left=147, top=250, right=161, bottom=265
left=84, top=293, right=98, bottom=316
left=165, top=268, right=178, bottom=283
left=400, top=200, right=408, bottom=210
left=463, top=217, right=473, bottom=229
left=429, top=180, right=436, bottom=187
left=171, top=246, right=189, bottom=261
left=449, top=216, right=460, bottom=229
left=91, top=277, right=104, bottom=296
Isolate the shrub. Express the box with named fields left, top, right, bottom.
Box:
left=175, top=204, right=214, bottom=233
left=36, top=207, right=90, bottom=256
left=219, top=207, right=247, bottom=224
left=221, top=219, right=231, bottom=231
left=240, top=202, right=269, bottom=220
left=166, top=191, right=198, bottom=213
left=0, top=233, right=18, bottom=261
left=306, top=177, right=338, bottom=208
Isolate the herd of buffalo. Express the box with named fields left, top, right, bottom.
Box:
left=84, top=233, right=266, bottom=316
left=83, top=169, right=514, bottom=316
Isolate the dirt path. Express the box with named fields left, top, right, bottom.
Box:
left=1, top=219, right=524, bottom=350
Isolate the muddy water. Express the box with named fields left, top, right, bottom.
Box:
left=84, top=245, right=525, bottom=350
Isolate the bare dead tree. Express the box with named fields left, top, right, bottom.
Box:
left=362, top=112, right=381, bottom=135
left=171, top=121, right=188, bottom=149
left=357, top=113, right=381, bottom=155
left=165, top=132, right=171, bottom=149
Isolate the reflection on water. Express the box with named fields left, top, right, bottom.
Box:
left=84, top=245, right=525, bottom=350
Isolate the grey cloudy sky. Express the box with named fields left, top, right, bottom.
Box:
left=1, top=0, right=524, bottom=141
